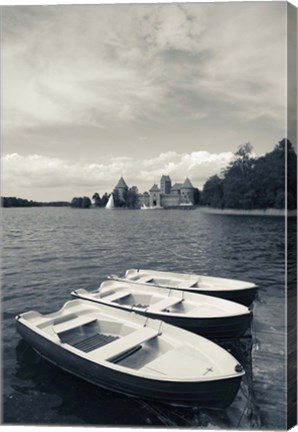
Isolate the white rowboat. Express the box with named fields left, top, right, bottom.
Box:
left=72, top=280, right=251, bottom=338
left=110, top=269, right=258, bottom=306
left=16, top=299, right=244, bottom=408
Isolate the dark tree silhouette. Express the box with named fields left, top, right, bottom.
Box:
left=1, top=197, right=70, bottom=207
left=101, top=193, right=109, bottom=207
left=193, top=188, right=200, bottom=206
left=70, top=196, right=91, bottom=209
left=201, top=139, right=296, bottom=210
left=92, top=193, right=101, bottom=207
left=201, top=175, right=224, bottom=208
left=126, top=186, right=139, bottom=209
left=82, top=196, right=91, bottom=208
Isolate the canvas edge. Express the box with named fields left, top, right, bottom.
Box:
left=286, top=2, right=297, bottom=430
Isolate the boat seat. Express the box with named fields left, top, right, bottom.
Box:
left=147, top=297, right=183, bottom=313
left=142, top=348, right=211, bottom=378
left=176, top=279, right=199, bottom=289
left=135, top=275, right=154, bottom=284
left=88, top=327, right=159, bottom=362
left=53, top=315, right=97, bottom=334
left=102, top=290, right=131, bottom=303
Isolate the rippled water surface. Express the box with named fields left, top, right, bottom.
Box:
left=2, top=208, right=291, bottom=428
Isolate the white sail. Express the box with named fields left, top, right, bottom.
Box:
left=105, top=194, right=114, bottom=209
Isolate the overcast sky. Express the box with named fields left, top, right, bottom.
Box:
left=2, top=2, right=287, bottom=201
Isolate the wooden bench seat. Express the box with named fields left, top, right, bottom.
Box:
left=134, top=275, right=154, bottom=284
left=102, top=290, right=132, bottom=303
left=176, top=279, right=199, bottom=289
left=147, top=297, right=183, bottom=313
left=53, top=315, right=97, bottom=334
left=88, top=327, right=159, bottom=362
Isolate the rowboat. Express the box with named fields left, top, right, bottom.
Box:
left=72, top=280, right=251, bottom=338
left=110, top=269, right=258, bottom=306
left=16, top=299, right=245, bottom=408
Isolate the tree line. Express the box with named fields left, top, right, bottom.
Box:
left=200, top=139, right=297, bottom=210
left=1, top=197, right=70, bottom=207
left=90, top=186, right=140, bottom=209
left=113, top=187, right=139, bottom=208
left=70, top=186, right=140, bottom=209
left=70, top=196, right=92, bottom=208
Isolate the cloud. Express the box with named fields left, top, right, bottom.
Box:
left=2, top=151, right=234, bottom=199
left=2, top=3, right=286, bottom=132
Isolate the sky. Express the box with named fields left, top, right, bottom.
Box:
left=1, top=2, right=288, bottom=201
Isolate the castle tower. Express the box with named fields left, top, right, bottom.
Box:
left=114, top=177, right=128, bottom=201
left=180, top=178, right=195, bottom=204
left=149, top=184, right=161, bottom=207
left=160, top=175, right=171, bottom=195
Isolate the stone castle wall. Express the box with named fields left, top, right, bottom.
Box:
left=160, top=194, right=180, bottom=208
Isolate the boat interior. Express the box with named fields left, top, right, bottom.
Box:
left=124, top=269, right=256, bottom=291
left=127, top=273, right=199, bottom=289
left=36, top=310, right=175, bottom=371
left=78, top=282, right=249, bottom=316
left=97, top=288, right=193, bottom=314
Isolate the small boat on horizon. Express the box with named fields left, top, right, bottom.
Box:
left=109, top=269, right=258, bottom=306
left=72, top=280, right=251, bottom=338
left=15, top=299, right=245, bottom=408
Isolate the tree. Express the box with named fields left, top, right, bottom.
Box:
left=70, top=196, right=91, bottom=208
left=71, top=197, right=82, bottom=208
left=201, top=175, right=224, bottom=208
left=193, top=188, right=200, bottom=206
left=92, top=192, right=110, bottom=207
left=126, top=186, right=139, bottom=209
left=81, top=196, right=91, bottom=208
left=286, top=140, right=297, bottom=210
left=92, top=192, right=101, bottom=207
left=235, top=142, right=253, bottom=161
left=222, top=143, right=255, bottom=209
left=100, top=193, right=109, bottom=207
left=201, top=138, right=296, bottom=210
left=249, top=140, right=286, bottom=209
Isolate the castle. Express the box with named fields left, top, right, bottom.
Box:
left=113, top=175, right=196, bottom=208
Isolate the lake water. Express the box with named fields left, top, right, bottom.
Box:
left=2, top=208, right=292, bottom=428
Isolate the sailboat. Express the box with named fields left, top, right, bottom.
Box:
left=105, top=194, right=114, bottom=209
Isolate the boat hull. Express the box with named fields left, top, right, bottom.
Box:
left=183, top=287, right=258, bottom=307
left=16, top=320, right=242, bottom=409
left=141, top=311, right=252, bottom=339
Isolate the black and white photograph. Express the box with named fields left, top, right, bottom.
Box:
left=1, top=1, right=297, bottom=430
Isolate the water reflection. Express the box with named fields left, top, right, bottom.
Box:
left=12, top=333, right=259, bottom=428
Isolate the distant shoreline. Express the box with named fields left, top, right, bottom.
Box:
left=2, top=203, right=296, bottom=217
left=197, top=207, right=296, bottom=217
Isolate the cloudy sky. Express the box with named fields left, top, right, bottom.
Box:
left=2, top=2, right=287, bottom=201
